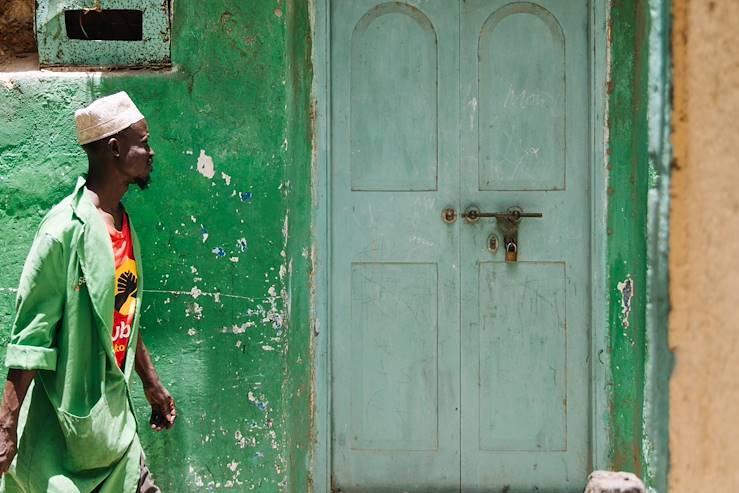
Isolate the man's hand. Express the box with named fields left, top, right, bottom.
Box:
left=135, top=333, right=175, bottom=431
left=0, top=423, right=18, bottom=474
left=143, top=383, right=176, bottom=431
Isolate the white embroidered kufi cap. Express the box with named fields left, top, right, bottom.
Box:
left=75, top=91, right=145, bottom=145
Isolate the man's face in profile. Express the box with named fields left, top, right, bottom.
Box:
left=117, top=119, right=154, bottom=190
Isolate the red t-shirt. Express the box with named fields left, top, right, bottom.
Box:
left=108, top=213, right=137, bottom=369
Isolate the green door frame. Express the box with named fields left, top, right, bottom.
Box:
left=308, top=0, right=672, bottom=491
left=607, top=0, right=673, bottom=491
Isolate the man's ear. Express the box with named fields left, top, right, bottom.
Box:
left=108, top=137, right=121, bottom=158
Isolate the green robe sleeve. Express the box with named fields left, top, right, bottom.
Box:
left=5, top=232, right=65, bottom=371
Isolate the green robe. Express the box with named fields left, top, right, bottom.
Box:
left=2, top=176, right=143, bottom=492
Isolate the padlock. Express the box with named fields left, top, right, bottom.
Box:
left=505, top=239, right=517, bottom=263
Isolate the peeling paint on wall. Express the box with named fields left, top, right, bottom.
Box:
left=0, top=2, right=310, bottom=490
left=618, top=275, right=634, bottom=329
left=197, top=149, right=216, bottom=179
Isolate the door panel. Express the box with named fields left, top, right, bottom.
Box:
left=349, top=262, right=439, bottom=451
left=350, top=3, right=439, bottom=191
left=460, top=1, right=591, bottom=491
left=331, top=1, right=461, bottom=491
left=476, top=261, right=567, bottom=453
left=478, top=3, right=566, bottom=191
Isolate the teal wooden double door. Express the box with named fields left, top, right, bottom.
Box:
left=330, top=1, right=598, bottom=491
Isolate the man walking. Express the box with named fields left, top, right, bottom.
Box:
left=0, top=92, right=175, bottom=492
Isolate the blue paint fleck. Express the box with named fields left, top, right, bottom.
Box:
left=272, top=314, right=283, bottom=331
left=239, top=191, right=253, bottom=202
left=212, top=247, right=225, bottom=257
left=200, top=225, right=208, bottom=241
left=256, top=401, right=268, bottom=412
left=237, top=238, right=248, bottom=252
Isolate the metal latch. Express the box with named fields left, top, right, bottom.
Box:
left=462, top=206, right=542, bottom=263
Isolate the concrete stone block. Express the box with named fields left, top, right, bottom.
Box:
left=585, top=471, right=646, bottom=493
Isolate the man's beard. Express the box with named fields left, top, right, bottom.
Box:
left=135, top=175, right=151, bottom=190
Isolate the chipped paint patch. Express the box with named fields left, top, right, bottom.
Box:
left=617, top=275, right=634, bottom=328
left=248, top=391, right=269, bottom=411
left=234, top=430, right=255, bottom=449
left=196, top=149, right=216, bottom=179
left=185, top=301, right=204, bottom=320
left=229, top=321, right=253, bottom=334
left=221, top=171, right=232, bottom=185
left=467, top=97, right=478, bottom=130
left=188, top=465, right=205, bottom=487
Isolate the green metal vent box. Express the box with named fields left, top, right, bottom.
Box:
left=36, top=0, right=171, bottom=68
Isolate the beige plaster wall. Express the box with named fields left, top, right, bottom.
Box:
left=669, top=0, right=739, bottom=490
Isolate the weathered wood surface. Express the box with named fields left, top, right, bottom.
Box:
left=585, top=471, right=646, bottom=493
left=330, top=0, right=598, bottom=491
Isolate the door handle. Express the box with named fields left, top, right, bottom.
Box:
left=441, top=207, right=457, bottom=224
left=462, top=206, right=542, bottom=224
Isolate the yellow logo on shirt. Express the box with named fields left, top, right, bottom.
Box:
left=114, top=258, right=138, bottom=317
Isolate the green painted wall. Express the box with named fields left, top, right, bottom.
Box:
left=0, top=1, right=313, bottom=491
